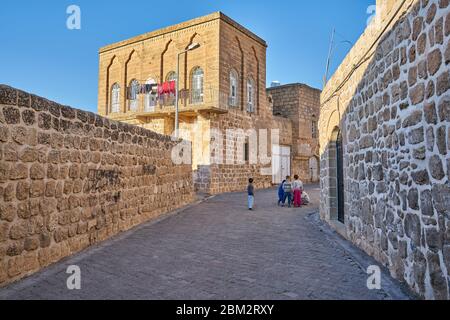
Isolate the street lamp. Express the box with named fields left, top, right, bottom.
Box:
left=175, top=42, right=201, bottom=138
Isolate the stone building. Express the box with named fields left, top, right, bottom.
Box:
left=320, top=0, right=450, bottom=299
left=98, top=12, right=320, bottom=193
left=267, top=84, right=321, bottom=182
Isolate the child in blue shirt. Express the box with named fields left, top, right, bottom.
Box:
left=278, top=179, right=286, bottom=206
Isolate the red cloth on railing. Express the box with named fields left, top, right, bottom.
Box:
left=156, top=81, right=176, bottom=97
left=163, top=82, right=170, bottom=94
left=169, top=81, right=176, bottom=95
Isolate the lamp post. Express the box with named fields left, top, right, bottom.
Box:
left=175, top=42, right=201, bottom=139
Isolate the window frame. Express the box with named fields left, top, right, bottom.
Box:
left=129, top=79, right=140, bottom=112
left=111, top=83, right=121, bottom=113
left=312, top=120, right=318, bottom=139
left=191, top=67, right=204, bottom=105
left=166, top=71, right=177, bottom=82
left=244, top=141, right=250, bottom=162
left=247, top=78, right=255, bottom=113
left=229, top=69, right=238, bottom=107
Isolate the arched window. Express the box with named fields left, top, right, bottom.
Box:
left=229, top=70, right=238, bottom=107
left=166, top=71, right=177, bottom=82
left=111, top=83, right=121, bottom=113
left=247, top=78, right=255, bottom=113
left=145, top=78, right=157, bottom=112
left=129, top=79, right=140, bottom=112
left=191, top=67, right=204, bottom=104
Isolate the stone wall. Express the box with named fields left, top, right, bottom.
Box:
left=319, top=0, right=450, bottom=299
left=0, top=85, right=195, bottom=287
left=268, top=84, right=321, bottom=182
left=204, top=113, right=293, bottom=194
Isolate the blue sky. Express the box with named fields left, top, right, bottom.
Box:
left=0, top=0, right=374, bottom=113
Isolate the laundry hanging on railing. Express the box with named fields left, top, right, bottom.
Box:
left=141, top=84, right=156, bottom=94
left=158, top=81, right=176, bottom=96
left=126, top=81, right=175, bottom=100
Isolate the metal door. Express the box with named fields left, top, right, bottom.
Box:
left=336, top=131, right=345, bottom=223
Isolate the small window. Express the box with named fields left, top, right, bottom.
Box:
left=312, top=120, right=318, bottom=139
left=244, top=142, right=249, bottom=162
left=191, top=67, right=204, bottom=104
left=247, top=78, right=255, bottom=113
left=129, top=79, right=140, bottom=112
left=229, top=70, right=238, bottom=107
left=111, top=83, right=121, bottom=113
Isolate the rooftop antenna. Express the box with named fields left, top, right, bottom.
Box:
left=323, top=28, right=335, bottom=89
left=323, top=29, right=354, bottom=89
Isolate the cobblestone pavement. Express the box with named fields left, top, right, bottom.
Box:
left=0, top=184, right=414, bottom=300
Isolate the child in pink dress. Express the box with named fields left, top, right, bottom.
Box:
left=292, top=175, right=304, bottom=207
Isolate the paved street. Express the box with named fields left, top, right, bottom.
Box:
left=0, top=184, right=413, bottom=300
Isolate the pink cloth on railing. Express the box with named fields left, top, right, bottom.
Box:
left=169, top=81, right=176, bottom=95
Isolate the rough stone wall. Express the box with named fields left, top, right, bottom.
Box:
left=0, top=85, right=195, bottom=287
left=268, top=84, right=321, bottom=182
left=205, top=112, right=292, bottom=194
left=320, top=0, right=450, bottom=299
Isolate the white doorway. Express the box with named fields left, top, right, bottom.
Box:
left=272, top=145, right=291, bottom=184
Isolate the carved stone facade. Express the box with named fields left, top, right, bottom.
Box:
left=0, top=85, right=195, bottom=287
left=98, top=12, right=315, bottom=194
left=320, top=0, right=450, bottom=299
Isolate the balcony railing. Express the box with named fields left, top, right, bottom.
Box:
left=108, top=86, right=245, bottom=120
left=190, top=89, right=204, bottom=105
left=137, top=86, right=234, bottom=116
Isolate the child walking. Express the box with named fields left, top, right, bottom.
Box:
left=247, top=178, right=255, bottom=210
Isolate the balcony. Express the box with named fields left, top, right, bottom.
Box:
left=134, top=87, right=230, bottom=121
